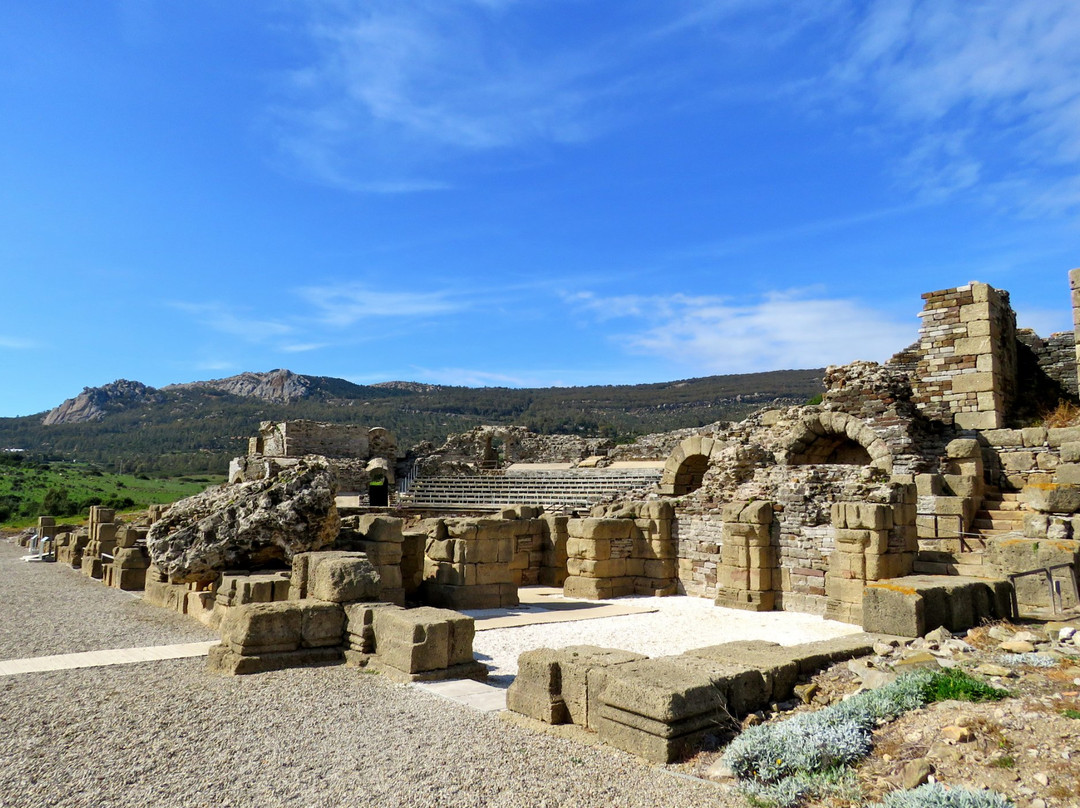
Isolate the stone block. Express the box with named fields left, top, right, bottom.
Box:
left=579, top=518, right=633, bottom=540
left=983, top=429, right=1022, bottom=447
left=299, top=601, right=345, bottom=648
left=1055, top=464, right=1080, bottom=485
left=343, top=602, right=399, bottom=652
left=1022, top=427, right=1049, bottom=447
left=1023, top=483, right=1080, bottom=514
left=564, top=576, right=633, bottom=600
left=507, top=649, right=568, bottom=724
left=566, top=537, right=610, bottom=561
left=684, top=640, right=798, bottom=702
left=954, top=411, right=1001, bottom=430
left=597, top=655, right=765, bottom=763
left=951, top=372, right=994, bottom=394
left=373, top=606, right=452, bottom=673
left=862, top=576, right=1012, bottom=637
left=207, top=644, right=342, bottom=675
left=219, top=601, right=304, bottom=654
left=942, top=475, right=979, bottom=498
left=915, top=474, right=943, bottom=497
left=310, top=557, right=381, bottom=603
left=1049, top=427, right=1080, bottom=447
left=1060, top=442, right=1080, bottom=464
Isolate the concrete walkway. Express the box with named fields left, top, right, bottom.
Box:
left=0, top=641, right=217, bottom=676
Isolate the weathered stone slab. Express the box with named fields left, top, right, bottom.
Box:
left=863, top=576, right=1011, bottom=637
left=207, top=644, right=342, bottom=675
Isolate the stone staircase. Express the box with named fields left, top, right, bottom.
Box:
left=397, top=468, right=663, bottom=511
left=914, top=489, right=1025, bottom=578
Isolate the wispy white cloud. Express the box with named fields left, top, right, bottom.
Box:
left=280, top=342, right=328, bottom=354
left=568, top=289, right=915, bottom=372
left=194, top=359, right=238, bottom=372
left=823, top=1, right=1080, bottom=209
left=296, top=283, right=466, bottom=327
left=271, top=0, right=616, bottom=190
left=169, top=302, right=295, bottom=342
left=0, top=335, right=37, bottom=350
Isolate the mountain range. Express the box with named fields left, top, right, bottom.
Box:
left=3, top=368, right=825, bottom=476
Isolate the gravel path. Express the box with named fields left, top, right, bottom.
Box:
left=0, top=538, right=741, bottom=808
left=0, top=542, right=217, bottom=658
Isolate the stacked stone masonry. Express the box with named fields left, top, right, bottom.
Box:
left=910, top=282, right=1018, bottom=430
left=563, top=501, right=676, bottom=600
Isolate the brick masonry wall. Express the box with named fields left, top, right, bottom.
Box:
left=1017, top=329, right=1079, bottom=398
left=910, top=282, right=1017, bottom=430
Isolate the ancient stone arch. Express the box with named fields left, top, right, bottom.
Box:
left=783, top=412, right=892, bottom=473
left=659, top=436, right=718, bottom=495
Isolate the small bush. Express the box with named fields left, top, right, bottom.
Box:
left=1041, top=400, right=1080, bottom=429
left=869, top=782, right=1011, bottom=808
left=723, top=673, right=931, bottom=786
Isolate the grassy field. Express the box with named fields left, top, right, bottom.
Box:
left=0, top=457, right=221, bottom=528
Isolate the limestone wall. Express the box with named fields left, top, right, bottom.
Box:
left=1018, top=329, right=1078, bottom=398
left=417, top=507, right=567, bottom=609
left=563, top=501, right=676, bottom=599
left=981, top=426, right=1080, bottom=490
left=910, top=282, right=1018, bottom=429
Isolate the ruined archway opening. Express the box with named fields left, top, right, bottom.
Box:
left=790, top=435, right=872, bottom=466
left=672, top=454, right=710, bottom=495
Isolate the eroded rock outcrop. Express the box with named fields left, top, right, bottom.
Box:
left=147, top=456, right=340, bottom=584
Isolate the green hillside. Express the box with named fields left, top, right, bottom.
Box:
left=0, top=453, right=222, bottom=526
left=0, top=369, right=825, bottom=478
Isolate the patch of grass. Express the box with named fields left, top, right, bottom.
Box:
left=920, top=668, right=1010, bottom=703
left=988, top=755, right=1015, bottom=769
left=0, top=463, right=223, bottom=527
left=1062, top=708, right=1080, bottom=720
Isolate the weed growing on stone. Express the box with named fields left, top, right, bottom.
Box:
left=868, top=782, right=1012, bottom=808
left=1062, top=708, right=1080, bottom=720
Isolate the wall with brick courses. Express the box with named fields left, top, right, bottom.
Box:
left=1017, top=329, right=1078, bottom=399
left=981, top=426, right=1080, bottom=490
left=911, top=282, right=1017, bottom=430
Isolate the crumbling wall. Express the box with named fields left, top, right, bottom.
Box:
left=1017, top=329, right=1078, bottom=399
left=259, top=421, right=381, bottom=459
left=416, top=507, right=566, bottom=609
left=563, top=501, right=676, bottom=599
left=909, top=282, right=1018, bottom=429
left=414, top=426, right=614, bottom=474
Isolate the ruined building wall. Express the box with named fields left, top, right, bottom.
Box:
left=260, top=421, right=375, bottom=459
left=910, top=282, right=1018, bottom=430
left=1017, top=329, right=1079, bottom=399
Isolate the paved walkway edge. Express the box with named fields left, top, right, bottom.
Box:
left=0, top=641, right=218, bottom=676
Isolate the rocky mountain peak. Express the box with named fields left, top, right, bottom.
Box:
left=42, top=379, right=161, bottom=425
left=166, top=369, right=316, bottom=403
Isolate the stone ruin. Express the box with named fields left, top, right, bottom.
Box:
left=230, top=420, right=398, bottom=505
left=20, top=269, right=1080, bottom=764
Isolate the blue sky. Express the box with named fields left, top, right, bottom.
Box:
left=1, top=1, right=1078, bottom=418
